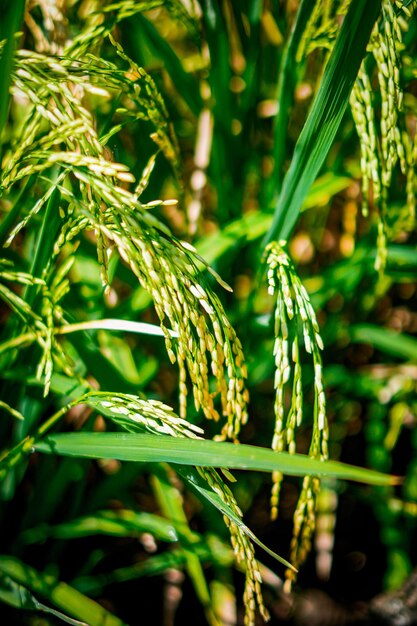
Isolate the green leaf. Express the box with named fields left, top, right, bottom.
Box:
left=63, top=322, right=140, bottom=395
left=74, top=544, right=229, bottom=596
left=350, top=325, right=417, bottom=361
left=384, top=245, right=417, bottom=276
left=21, top=510, right=180, bottom=544
left=197, top=172, right=352, bottom=264
left=176, top=465, right=295, bottom=570
left=266, top=0, right=315, bottom=200
left=0, top=576, right=88, bottom=625
left=0, top=0, right=25, bottom=163
left=35, top=432, right=399, bottom=486
left=28, top=183, right=61, bottom=291
left=0, top=556, right=126, bottom=626
left=57, top=318, right=178, bottom=338
left=263, top=0, right=382, bottom=245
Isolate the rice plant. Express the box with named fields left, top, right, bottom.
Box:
left=0, top=1, right=416, bottom=625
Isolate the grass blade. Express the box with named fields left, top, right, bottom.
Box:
left=74, top=546, right=223, bottom=596
left=0, top=576, right=88, bottom=626
left=0, top=0, right=25, bottom=163
left=176, top=465, right=295, bottom=570
left=35, top=432, right=400, bottom=486
left=265, top=0, right=315, bottom=202
left=0, top=556, right=126, bottom=626
left=57, top=318, right=179, bottom=338
left=263, top=0, right=382, bottom=246
left=197, top=172, right=352, bottom=264
left=21, top=510, right=180, bottom=544
left=350, top=325, right=417, bottom=361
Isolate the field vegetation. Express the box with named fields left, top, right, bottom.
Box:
left=0, top=1, right=416, bottom=625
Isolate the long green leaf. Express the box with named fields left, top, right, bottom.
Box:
left=21, top=510, right=181, bottom=544
left=0, top=577, right=88, bottom=626
left=265, top=0, right=315, bottom=201
left=28, top=183, right=62, bottom=289
left=57, top=318, right=179, bottom=338
left=263, top=0, right=382, bottom=246
left=197, top=172, right=351, bottom=264
left=74, top=545, right=227, bottom=596
left=176, top=465, right=295, bottom=570
left=0, top=0, right=25, bottom=164
left=350, top=325, right=417, bottom=361
left=35, top=432, right=399, bottom=486
left=0, top=556, right=126, bottom=626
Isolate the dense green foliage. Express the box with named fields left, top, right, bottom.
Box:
left=0, top=1, right=416, bottom=625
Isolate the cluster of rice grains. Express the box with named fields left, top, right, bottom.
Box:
left=0, top=258, right=73, bottom=396
left=109, top=227, right=250, bottom=441
left=108, top=222, right=266, bottom=624
left=0, top=21, right=266, bottom=625
left=84, top=392, right=205, bottom=439
left=265, top=241, right=329, bottom=587
left=3, top=34, right=250, bottom=438
left=197, top=466, right=269, bottom=625
left=81, top=390, right=266, bottom=625
left=350, top=0, right=417, bottom=274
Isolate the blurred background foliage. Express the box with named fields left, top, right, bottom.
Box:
left=0, top=0, right=417, bottom=625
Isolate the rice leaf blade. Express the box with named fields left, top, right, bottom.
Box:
left=35, top=432, right=400, bottom=486
left=0, top=556, right=126, bottom=626
left=263, top=0, right=382, bottom=245
left=0, top=0, right=25, bottom=163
